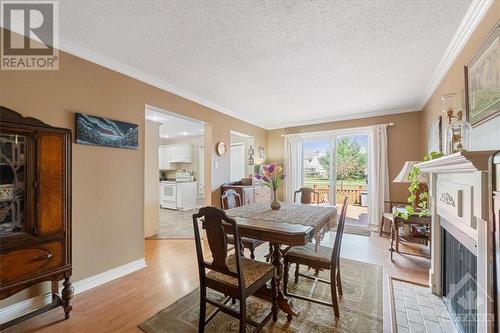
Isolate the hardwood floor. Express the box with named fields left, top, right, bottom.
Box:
left=3, top=234, right=429, bottom=333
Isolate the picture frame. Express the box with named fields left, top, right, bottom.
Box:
left=465, top=21, right=500, bottom=127
left=75, top=113, right=138, bottom=149
left=258, top=146, right=265, bottom=159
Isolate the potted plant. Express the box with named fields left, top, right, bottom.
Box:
left=255, top=162, right=285, bottom=210
left=396, top=151, right=443, bottom=219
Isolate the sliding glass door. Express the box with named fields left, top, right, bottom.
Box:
left=335, top=134, right=368, bottom=227
left=303, top=133, right=369, bottom=228
left=303, top=140, right=332, bottom=204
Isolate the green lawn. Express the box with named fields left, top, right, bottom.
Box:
left=304, top=177, right=367, bottom=189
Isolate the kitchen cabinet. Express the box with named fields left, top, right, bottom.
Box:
left=159, top=144, right=193, bottom=170
left=221, top=184, right=272, bottom=206
left=159, top=146, right=173, bottom=170
left=167, top=144, right=193, bottom=163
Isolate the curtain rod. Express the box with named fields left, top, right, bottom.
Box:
left=280, top=122, right=394, bottom=137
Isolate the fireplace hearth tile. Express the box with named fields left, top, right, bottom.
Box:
left=432, top=304, right=451, bottom=320
left=409, top=321, right=426, bottom=333
left=394, top=289, right=404, bottom=300
left=396, top=310, right=409, bottom=328
left=395, top=299, right=406, bottom=311
left=420, top=306, right=438, bottom=322
left=398, top=326, right=410, bottom=333
left=407, top=308, right=424, bottom=325
left=428, top=293, right=444, bottom=305
left=437, top=317, right=458, bottom=333
left=391, top=278, right=459, bottom=333
left=405, top=298, right=420, bottom=311
left=423, top=319, right=443, bottom=333
left=417, top=295, right=433, bottom=308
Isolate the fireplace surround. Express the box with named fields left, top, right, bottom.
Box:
left=416, top=151, right=497, bottom=333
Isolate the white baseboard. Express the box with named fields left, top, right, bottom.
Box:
left=72, top=258, right=146, bottom=294
left=0, top=293, right=53, bottom=325
left=0, top=258, right=146, bottom=324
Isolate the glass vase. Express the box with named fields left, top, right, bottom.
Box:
left=271, top=189, right=281, bottom=210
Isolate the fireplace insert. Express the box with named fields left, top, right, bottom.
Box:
left=442, top=226, right=477, bottom=333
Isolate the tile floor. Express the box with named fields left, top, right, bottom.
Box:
left=392, top=279, right=458, bottom=333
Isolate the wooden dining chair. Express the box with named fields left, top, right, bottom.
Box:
left=283, top=196, right=348, bottom=317
left=294, top=187, right=320, bottom=204
left=193, top=207, right=277, bottom=332
left=221, top=189, right=265, bottom=259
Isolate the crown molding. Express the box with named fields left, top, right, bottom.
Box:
left=58, top=39, right=269, bottom=129
left=417, top=0, right=494, bottom=109
left=266, top=105, right=420, bottom=130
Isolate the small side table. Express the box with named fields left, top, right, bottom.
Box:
left=390, top=208, right=431, bottom=260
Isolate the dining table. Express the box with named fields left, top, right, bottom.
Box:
left=224, top=202, right=337, bottom=320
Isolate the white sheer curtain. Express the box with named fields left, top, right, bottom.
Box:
left=368, top=124, right=390, bottom=230
left=284, top=135, right=304, bottom=203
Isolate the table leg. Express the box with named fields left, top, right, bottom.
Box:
left=395, top=219, right=400, bottom=253
left=272, top=243, right=300, bottom=320
left=256, top=243, right=301, bottom=320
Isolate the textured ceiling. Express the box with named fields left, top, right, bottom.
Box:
left=60, top=0, right=472, bottom=129
left=146, top=109, right=203, bottom=139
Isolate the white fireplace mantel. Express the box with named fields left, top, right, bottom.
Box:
left=416, top=151, right=490, bottom=174
left=416, top=150, right=495, bottom=333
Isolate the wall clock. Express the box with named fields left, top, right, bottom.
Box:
left=216, top=142, right=227, bottom=156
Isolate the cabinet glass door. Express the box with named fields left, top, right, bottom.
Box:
left=0, top=133, right=27, bottom=236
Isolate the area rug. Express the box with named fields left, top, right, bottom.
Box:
left=341, top=225, right=371, bottom=237
left=139, top=258, right=383, bottom=332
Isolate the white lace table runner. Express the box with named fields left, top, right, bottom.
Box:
left=225, top=203, right=337, bottom=239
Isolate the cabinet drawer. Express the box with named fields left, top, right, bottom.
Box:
left=0, top=242, right=64, bottom=284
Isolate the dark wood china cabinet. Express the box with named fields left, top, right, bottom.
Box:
left=0, top=106, right=72, bottom=329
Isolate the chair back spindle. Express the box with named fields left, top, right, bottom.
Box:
left=193, top=207, right=245, bottom=288
left=331, top=197, right=348, bottom=268
left=294, top=187, right=320, bottom=204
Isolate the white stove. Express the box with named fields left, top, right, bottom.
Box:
left=175, top=171, right=195, bottom=182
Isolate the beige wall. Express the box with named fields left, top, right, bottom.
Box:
left=268, top=111, right=424, bottom=202
left=144, top=120, right=160, bottom=238
left=421, top=3, right=500, bottom=152
left=0, top=36, right=267, bottom=305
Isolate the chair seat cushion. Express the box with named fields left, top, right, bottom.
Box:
left=226, top=234, right=264, bottom=247
left=207, top=254, right=274, bottom=287
left=285, top=242, right=333, bottom=265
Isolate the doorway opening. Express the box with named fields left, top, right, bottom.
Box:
left=144, top=105, right=209, bottom=239
left=303, top=133, right=369, bottom=228
left=230, top=131, right=255, bottom=182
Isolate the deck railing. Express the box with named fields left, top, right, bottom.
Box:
left=311, top=184, right=366, bottom=204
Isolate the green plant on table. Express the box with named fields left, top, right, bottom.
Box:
left=395, top=151, right=443, bottom=219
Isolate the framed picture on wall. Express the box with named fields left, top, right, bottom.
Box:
left=465, top=21, right=500, bottom=127
left=75, top=113, right=139, bottom=149
left=258, top=146, right=265, bottom=159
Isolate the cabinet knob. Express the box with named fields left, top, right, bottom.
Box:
left=33, top=252, right=54, bottom=261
